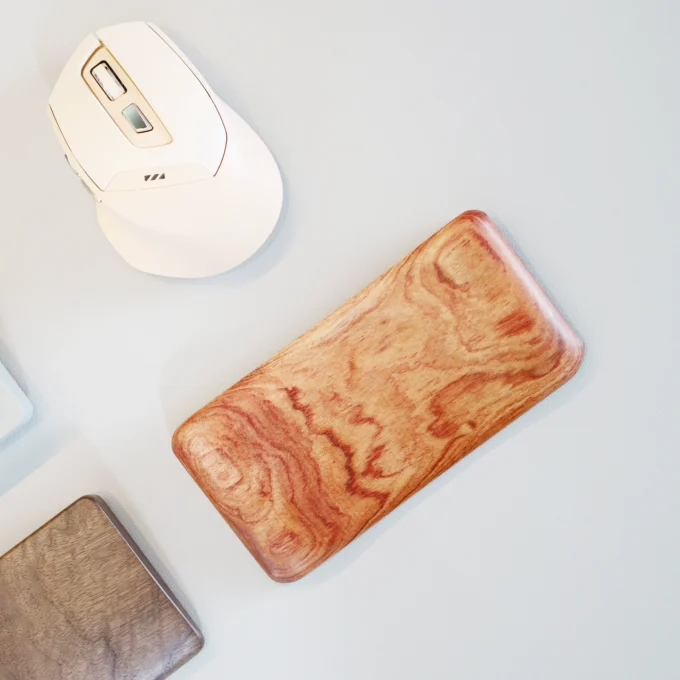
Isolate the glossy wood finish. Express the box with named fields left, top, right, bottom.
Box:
left=174, top=211, right=584, bottom=582
left=0, top=496, right=203, bottom=679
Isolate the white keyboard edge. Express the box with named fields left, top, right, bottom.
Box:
left=0, top=361, right=33, bottom=445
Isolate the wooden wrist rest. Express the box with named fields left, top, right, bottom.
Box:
left=173, top=210, right=584, bottom=582
left=0, top=496, right=203, bottom=678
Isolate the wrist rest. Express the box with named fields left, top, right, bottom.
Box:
left=0, top=496, right=203, bottom=677
left=173, top=210, right=584, bottom=582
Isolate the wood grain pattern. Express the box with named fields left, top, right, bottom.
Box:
left=0, top=496, right=203, bottom=679
left=173, top=210, right=584, bottom=582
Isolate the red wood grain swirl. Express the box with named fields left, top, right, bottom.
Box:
left=173, top=211, right=584, bottom=582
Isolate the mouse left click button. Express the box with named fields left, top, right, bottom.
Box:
left=91, top=62, right=126, bottom=100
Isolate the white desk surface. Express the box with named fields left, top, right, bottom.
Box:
left=1, top=2, right=678, bottom=678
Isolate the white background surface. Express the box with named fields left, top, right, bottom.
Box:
left=0, top=1, right=678, bottom=678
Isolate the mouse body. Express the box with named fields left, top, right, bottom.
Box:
left=49, top=22, right=283, bottom=278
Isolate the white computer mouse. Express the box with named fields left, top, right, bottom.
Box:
left=48, top=21, right=283, bottom=278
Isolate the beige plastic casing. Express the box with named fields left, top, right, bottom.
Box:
left=48, top=22, right=283, bottom=278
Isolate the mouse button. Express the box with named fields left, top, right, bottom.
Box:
left=50, top=34, right=102, bottom=96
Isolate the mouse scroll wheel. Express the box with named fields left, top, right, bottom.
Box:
left=91, top=62, right=126, bottom=101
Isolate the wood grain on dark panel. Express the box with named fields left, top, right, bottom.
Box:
left=0, top=496, right=203, bottom=679
left=173, top=210, right=584, bottom=582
